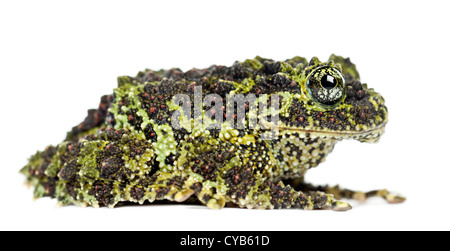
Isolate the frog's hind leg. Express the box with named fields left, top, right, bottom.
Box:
left=122, top=171, right=202, bottom=207
left=183, top=176, right=351, bottom=210
left=286, top=179, right=406, bottom=204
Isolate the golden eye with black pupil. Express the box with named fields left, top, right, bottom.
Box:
left=306, top=66, right=346, bottom=107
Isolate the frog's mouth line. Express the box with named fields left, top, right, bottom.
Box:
left=276, top=122, right=387, bottom=140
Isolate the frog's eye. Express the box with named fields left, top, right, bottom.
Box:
left=306, top=66, right=346, bottom=107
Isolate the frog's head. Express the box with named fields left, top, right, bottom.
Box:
left=277, top=55, right=388, bottom=143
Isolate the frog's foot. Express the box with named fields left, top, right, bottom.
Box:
left=288, top=180, right=406, bottom=204
left=223, top=180, right=352, bottom=211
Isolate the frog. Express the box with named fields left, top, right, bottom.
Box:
left=20, top=54, right=405, bottom=211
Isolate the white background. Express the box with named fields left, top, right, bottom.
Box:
left=1, top=0, right=449, bottom=231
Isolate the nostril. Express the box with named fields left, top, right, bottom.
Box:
left=346, top=80, right=368, bottom=100
left=356, top=89, right=365, bottom=99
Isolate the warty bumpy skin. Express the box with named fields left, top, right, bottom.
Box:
left=20, top=55, right=405, bottom=211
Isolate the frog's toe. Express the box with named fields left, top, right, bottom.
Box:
left=332, top=201, right=353, bottom=212
left=385, top=193, right=406, bottom=204
left=376, top=189, right=406, bottom=204
left=206, top=194, right=226, bottom=210
left=174, top=188, right=195, bottom=203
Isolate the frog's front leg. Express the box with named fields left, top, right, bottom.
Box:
left=220, top=178, right=352, bottom=211
left=286, top=178, right=406, bottom=204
